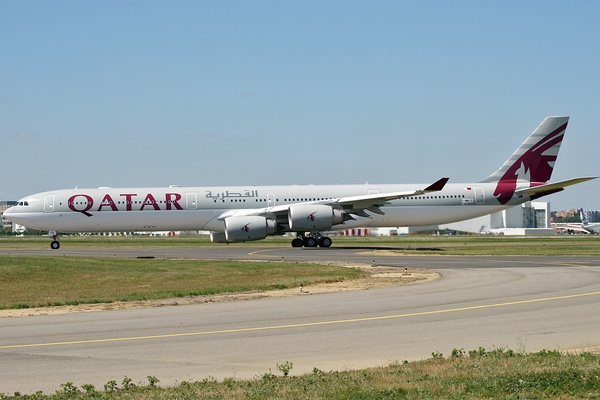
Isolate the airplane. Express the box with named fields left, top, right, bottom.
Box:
left=4, top=116, right=596, bottom=250
left=552, top=209, right=600, bottom=235
left=579, top=208, right=600, bottom=234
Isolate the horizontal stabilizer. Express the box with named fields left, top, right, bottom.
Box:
left=515, top=176, right=598, bottom=199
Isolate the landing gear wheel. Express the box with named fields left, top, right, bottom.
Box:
left=291, top=238, right=303, bottom=248
left=50, top=240, right=60, bottom=250
left=304, top=237, right=318, bottom=247
left=319, top=237, right=332, bottom=248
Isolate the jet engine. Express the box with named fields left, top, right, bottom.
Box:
left=288, top=205, right=346, bottom=231
left=223, top=216, right=276, bottom=242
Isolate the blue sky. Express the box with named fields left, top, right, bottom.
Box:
left=1, top=1, right=599, bottom=210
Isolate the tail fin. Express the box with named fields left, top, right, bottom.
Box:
left=478, top=116, right=569, bottom=204
left=580, top=208, right=589, bottom=225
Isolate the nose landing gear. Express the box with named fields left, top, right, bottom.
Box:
left=49, top=231, right=60, bottom=250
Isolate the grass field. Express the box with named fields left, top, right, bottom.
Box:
left=0, top=256, right=362, bottom=310
left=2, top=348, right=600, bottom=399
left=1, top=234, right=600, bottom=255
left=1, top=235, right=599, bottom=309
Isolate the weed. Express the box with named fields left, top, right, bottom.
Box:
left=80, top=384, right=96, bottom=394
left=121, top=376, right=136, bottom=390
left=469, top=346, right=487, bottom=357
left=222, top=377, right=236, bottom=388
left=147, top=376, right=160, bottom=388
left=451, top=348, right=465, bottom=358
left=103, top=380, right=118, bottom=392
left=262, top=370, right=276, bottom=381
left=277, top=361, right=294, bottom=376
left=56, top=382, right=79, bottom=395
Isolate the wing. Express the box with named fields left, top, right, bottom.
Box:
left=326, top=177, right=448, bottom=218
left=217, top=177, right=449, bottom=221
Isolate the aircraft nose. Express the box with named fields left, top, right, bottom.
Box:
left=3, top=205, right=16, bottom=218
left=3, top=200, right=27, bottom=217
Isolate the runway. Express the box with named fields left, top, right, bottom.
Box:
left=2, top=246, right=600, bottom=394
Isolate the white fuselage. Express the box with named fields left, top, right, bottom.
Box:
left=582, top=223, right=600, bottom=234
left=6, top=182, right=515, bottom=234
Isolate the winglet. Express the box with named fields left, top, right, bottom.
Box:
left=423, top=177, right=449, bottom=192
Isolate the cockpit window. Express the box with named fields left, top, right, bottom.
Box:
left=17, top=201, right=29, bottom=206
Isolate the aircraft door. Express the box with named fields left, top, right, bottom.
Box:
left=474, top=187, right=485, bottom=204
left=186, top=193, right=197, bottom=210
left=267, top=194, right=275, bottom=208
left=44, top=195, right=55, bottom=213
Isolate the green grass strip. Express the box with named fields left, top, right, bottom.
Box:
left=2, top=235, right=600, bottom=255
left=0, top=256, right=362, bottom=309
left=2, top=348, right=600, bottom=399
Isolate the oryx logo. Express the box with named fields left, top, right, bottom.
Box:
left=242, top=223, right=251, bottom=232
left=307, top=211, right=317, bottom=221
left=494, top=122, right=566, bottom=205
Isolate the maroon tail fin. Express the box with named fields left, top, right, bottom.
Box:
left=478, top=116, right=569, bottom=204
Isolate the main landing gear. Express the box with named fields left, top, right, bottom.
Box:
left=291, top=233, right=332, bottom=248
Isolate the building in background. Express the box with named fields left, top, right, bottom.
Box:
left=370, top=202, right=556, bottom=236
left=0, top=201, right=17, bottom=230
left=440, top=202, right=554, bottom=235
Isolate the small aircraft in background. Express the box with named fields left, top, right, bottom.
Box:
left=553, top=208, right=600, bottom=235
left=579, top=208, right=600, bottom=234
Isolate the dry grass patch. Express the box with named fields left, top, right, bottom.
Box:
left=0, top=256, right=437, bottom=317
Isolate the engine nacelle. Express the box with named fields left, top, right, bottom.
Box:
left=224, top=216, right=276, bottom=242
left=288, top=204, right=345, bottom=231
